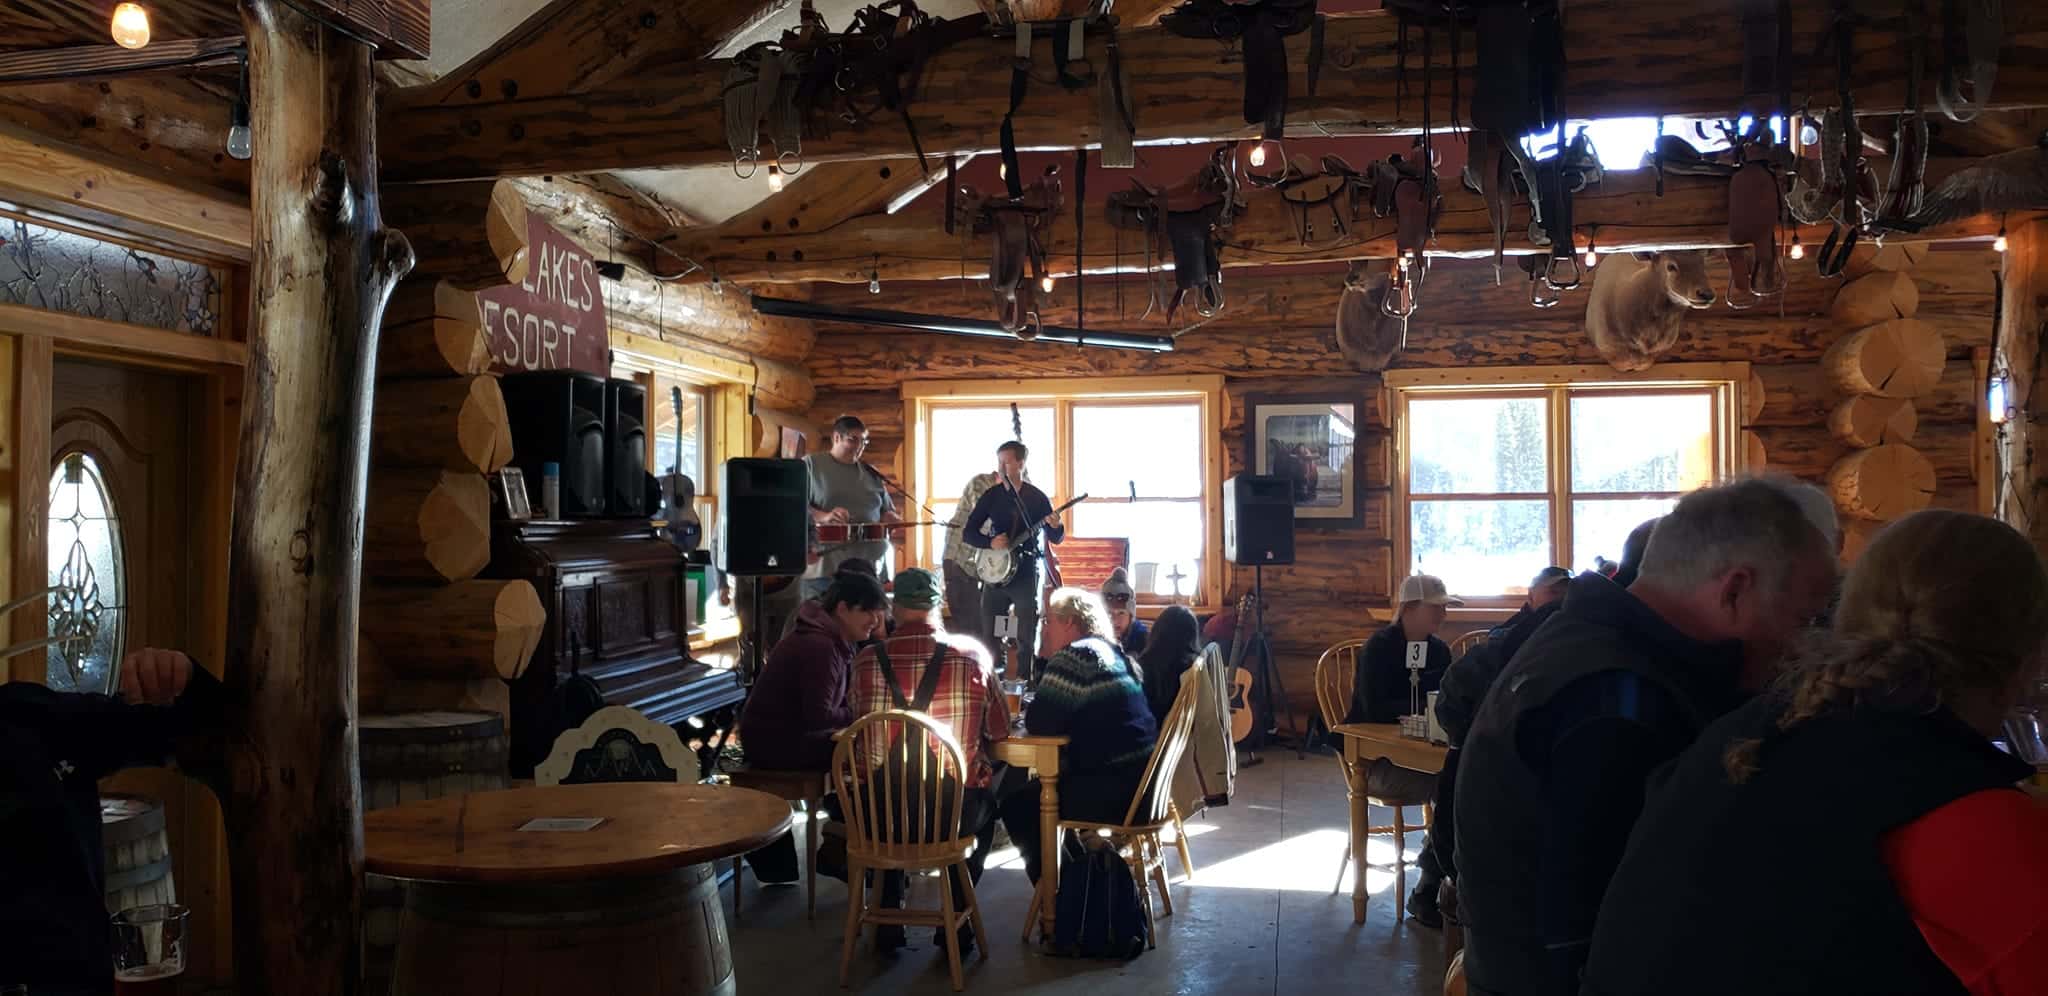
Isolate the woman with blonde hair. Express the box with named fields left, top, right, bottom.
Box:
left=1582, top=509, right=2048, bottom=996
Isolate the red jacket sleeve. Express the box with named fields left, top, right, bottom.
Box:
left=1881, top=788, right=2048, bottom=996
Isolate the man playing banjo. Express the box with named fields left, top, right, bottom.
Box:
left=804, top=415, right=904, bottom=599
left=962, top=440, right=1065, bottom=677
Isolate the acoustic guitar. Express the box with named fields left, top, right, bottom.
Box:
left=1224, top=592, right=1258, bottom=743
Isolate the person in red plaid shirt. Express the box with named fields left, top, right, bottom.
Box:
left=849, top=567, right=1012, bottom=954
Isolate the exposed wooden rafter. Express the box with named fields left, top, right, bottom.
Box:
left=379, top=3, right=2048, bottom=182
left=679, top=162, right=2006, bottom=284
left=0, top=37, right=242, bottom=85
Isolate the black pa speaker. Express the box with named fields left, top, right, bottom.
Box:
left=1224, top=474, right=1295, bottom=566
left=720, top=458, right=809, bottom=575
left=499, top=371, right=607, bottom=518
left=604, top=378, right=648, bottom=517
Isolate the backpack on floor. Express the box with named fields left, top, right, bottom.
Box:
left=1052, top=835, right=1147, bottom=960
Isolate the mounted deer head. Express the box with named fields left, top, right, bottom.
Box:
left=1584, top=250, right=1715, bottom=371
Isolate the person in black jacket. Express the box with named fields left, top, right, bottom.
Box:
left=962, top=441, right=1065, bottom=675
left=1136, top=605, right=1201, bottom=724
left=1, top=648, right=223, bottom=994
left=1454, top=478, right=1839, bottom=996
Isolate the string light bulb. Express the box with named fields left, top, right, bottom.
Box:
left=1583, top=231, right=1599, bottom=269
left=225, top=54, right=251, bottom=161
left=1788, top=233, right=1805, bottom=260
left=710, top=270, right=723, bottom=296
left=1040, top=274, right=1056, bottom=294
left=1994, top=216, right=2009, bottom=253
left=767, top=165, right=784, bottom=192
left=868, top=257, right=881, bottom=295
left=110, top=3, right=150, bottom=49
left=1248, top=143, right=1268, bottom=168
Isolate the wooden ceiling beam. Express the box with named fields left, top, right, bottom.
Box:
left=0, top=75, right=249, bottom=198
left=379, top=3, right=2048, bottom=182
left=719, top=158, right=955, bottom=240
left=0, top=123, right=251, bottom=259
left=0, top=37, right=242, bottom=85
left=677, top=162, right=2003, bottom=284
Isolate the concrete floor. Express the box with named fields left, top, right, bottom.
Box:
left=725, top=749, right=1447, bottom=995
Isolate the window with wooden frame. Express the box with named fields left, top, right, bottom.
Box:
left=903, top=376, right=1225, bottom=608
left=1387, top=364, right=1749, bottom=603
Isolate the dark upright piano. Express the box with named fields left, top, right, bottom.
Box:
left=488, top=518, right=745, bottom=775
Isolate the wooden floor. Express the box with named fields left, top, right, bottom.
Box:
left=726, top=749, right=1447, bottom=995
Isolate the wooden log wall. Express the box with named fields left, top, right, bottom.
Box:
left=808, top=246, right=2001, bottom=723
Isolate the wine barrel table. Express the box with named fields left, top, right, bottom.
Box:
left=100, top=794, right=176, bottom=915
left=365, top=782, right=791, bottom=996
left=359, top=711, right=511, bottom=996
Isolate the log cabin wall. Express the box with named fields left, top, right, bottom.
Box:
left=809, top=246, right=2002, bottom=722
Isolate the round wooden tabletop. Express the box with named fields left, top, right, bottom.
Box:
left=364, top=782, right=793, bottom=884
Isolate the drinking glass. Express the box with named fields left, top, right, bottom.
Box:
left=111, top=904, right=189, bottom=992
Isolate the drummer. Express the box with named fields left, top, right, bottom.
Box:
left=961, top=441, right=1065, bottom=678
left=1, top=648, right=221, bottom=993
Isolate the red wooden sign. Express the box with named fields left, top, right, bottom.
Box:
left=478, top=215, right=609, bottom=376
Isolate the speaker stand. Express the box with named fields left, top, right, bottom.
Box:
left=1251, top=564, right=1304, bottom=760
left=746, top=576, right=765, bottom=687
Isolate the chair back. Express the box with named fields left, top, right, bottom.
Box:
left=1448, top=628, right=1490, bottom=659
left=1121, top=666, right=1202, bottom=828
left=1314, top=638, right=1368, bottom=731
left=831, top=709, right=974, bottom=863
left=535, top=705, right=700, bottom=786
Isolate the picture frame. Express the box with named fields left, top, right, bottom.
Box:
left=1244, top=393, right=1363, bottom=527
left=495, top=467, right=532, bottom=521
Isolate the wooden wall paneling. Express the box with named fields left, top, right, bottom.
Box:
left=0, top=126, right=252, bottom=261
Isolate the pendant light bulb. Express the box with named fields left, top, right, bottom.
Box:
left=767, top=165, right=784, bottom=192
left=1583, top=241, right=1598, bottom=268
left=1248, top=143, right=1268, bottom=168
left=868, top=270, right=881, bottom=295
left=1788, top=234, right=1805, bottom=261
left=1039, top=274, right=1056, bottom=294
left=226, top=100, right=252, bottom=161
left=110, top=3, right=151, bottom=49
left=1994, top=228, right=2009, bottom=254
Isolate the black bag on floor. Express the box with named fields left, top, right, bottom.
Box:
left=1052, top=836, right=1146, bottom=960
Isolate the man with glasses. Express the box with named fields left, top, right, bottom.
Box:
left=803, top=415, right=902, bottom=599
left=1101, top=568, right=1148, bottom=657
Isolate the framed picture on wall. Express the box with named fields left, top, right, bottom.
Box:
left=1245, top=394, right=1362, bottom=527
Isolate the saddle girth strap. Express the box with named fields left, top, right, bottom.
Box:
left=1099, top=27, right=1136, bottom=168
left=1001, top=23, right=1030, bottom=200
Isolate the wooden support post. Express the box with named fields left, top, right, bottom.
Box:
left=225, top=3, right=414, bottom=992
left=1995, top=219, right=2048, bottom=542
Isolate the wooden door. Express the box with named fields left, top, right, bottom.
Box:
left=53, top=356, right=226, bottom=978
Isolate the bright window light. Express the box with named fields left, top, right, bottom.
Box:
left=1523, top=116, right=1788, bottom=172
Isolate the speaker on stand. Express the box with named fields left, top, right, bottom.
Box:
left=1224, top=474, right=1304, bottom=757
left=719, top=458, right=810, bottom=689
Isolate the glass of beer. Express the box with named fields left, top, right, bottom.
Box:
left=111, top=903, right=189, bottom=994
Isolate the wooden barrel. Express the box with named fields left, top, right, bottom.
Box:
left=101, top=794, right=177, bottom=916
left=360, top=711, right=509, bottom=996
left=392, top=865, right=734, bottom=996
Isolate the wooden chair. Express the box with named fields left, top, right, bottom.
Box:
left=831, top=710, right=987, bottom=992
left=534, top=705, right=700, bottom=786
left=726, top=765, right=830, bottom=922
left=1312, top=640, right=1435, bottom=919
left=1448, top=627, right=1491, bottom=659
left=1025, top=668, right=1203, bottom=948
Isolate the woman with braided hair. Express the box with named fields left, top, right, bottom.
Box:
left=1581, top=509, right=2048, bottom=996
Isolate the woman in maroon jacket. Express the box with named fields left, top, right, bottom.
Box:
left=741, top=571, right=886, bottom=771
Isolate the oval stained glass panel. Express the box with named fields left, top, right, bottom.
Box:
left=46, top=452, right=126, bottom=694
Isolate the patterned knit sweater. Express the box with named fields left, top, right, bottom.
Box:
left=1025, top=635, right=1159, bottom=774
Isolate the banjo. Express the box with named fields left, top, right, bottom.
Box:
left=972, top=492, right=1087, bottom=586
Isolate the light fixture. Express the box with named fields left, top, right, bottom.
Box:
left=868, top=257, right=881, bottom=295
left=1248, top=142, right=1268, bottom=168
left=767, top=164, right=784, bottom=192
left=1989, top=374, right=2011, bottom=425
left=710, top=269, right=723, bottom=296
left=1788, top=232, right=1805, bottom=260
left=225, top=53, right=251, bottom=161
left=1039, top=274, right=1055, bottom=294
left=110, top=3, right=150, bottom=50
left=1583, top=228, right=1598, bottom=269
left=1994, top=215, right=2009, bottom=253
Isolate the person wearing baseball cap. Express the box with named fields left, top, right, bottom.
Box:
left=845, top=567, right=1011, bottom=954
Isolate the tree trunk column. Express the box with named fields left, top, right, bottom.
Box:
left=226, top=2, right=413, bottom=992
left=1996, top=220, right=2048, bottom=544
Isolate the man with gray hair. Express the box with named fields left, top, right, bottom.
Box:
left=1453, top=477, right=1838, bottom=996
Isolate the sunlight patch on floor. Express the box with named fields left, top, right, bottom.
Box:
left=1190, top=829, right=1407, bottom=893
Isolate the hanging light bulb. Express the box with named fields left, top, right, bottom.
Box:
left=1994, top=225, right=2009, bottom=254
left=1248, top=142, right=1268, bottom=168
left=225, top=54, right=252, bottom=160
left=1583, top=239, right=1598, bottom=269
left=767, top=165, right=784, bottom=192
left=998, top=163, right=1007, bottom=181
left=1788, top=233, right=1805, bottom=261
left=868, top=260, right=881, bottom=295
left=1040, top=274, right=1056, bottom=294
left=710, top=270, right=724, bottom=296
left=110, top=3, right=151, bottom=49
